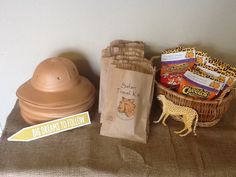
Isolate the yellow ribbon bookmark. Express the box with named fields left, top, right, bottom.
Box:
left=8, top=112, right=91, bottom=142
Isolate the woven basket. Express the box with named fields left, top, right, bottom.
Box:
left=151, top=56, right=236, bottom=127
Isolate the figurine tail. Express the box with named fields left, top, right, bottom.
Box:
left=193, top=113, right=198, bottom=136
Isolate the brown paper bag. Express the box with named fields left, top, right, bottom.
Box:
left=102, top=40, right=145, bottom=58
left=99, top=40, right=145, bottom=114
left=99, top=55, right=149, bottom=117
left=110, top=40, right=145, bottom=49
left=100, top=63, right=155, bottom=143
left=102, top=46, right=144, bottom=58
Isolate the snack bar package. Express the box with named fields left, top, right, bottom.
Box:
left=195, top=54, right=236, bottom=87
left=196, top=63, right=236, bottom=89
left=178, top=66, right=224, bottom=100
left=208, top=59, right=236, bottom=86
left=205, top=57, right=231, bottom=69
left=195, top=50, right=209, bottom=65
left=160, top=47, right=196, bottom=90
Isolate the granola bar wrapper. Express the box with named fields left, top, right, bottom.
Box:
left=100, top=63, right=155, bottom=143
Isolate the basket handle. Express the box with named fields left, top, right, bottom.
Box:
left=215, top=86, right=235, bottom=105
left=150, top=56, right=161, bottom=69
left=150, top=55, right=161, bottom=62
left=230, top=84, right=236, bottom=94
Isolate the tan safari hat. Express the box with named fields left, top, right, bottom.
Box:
left=19, top=96, right=95, bottom=124
left=16, top=57, right=96, bottom=124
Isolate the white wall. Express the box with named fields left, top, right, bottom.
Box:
left=0, top=0, right=236, bottom=131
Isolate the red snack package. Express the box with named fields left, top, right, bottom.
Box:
left=160, top=47, right=196, bottom=90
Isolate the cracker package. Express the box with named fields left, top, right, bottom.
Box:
left=160, top=47, right=196, bottom=90
left=178, top=66, right=224, bottom=100
left=100, top=62, right=155, bottom=143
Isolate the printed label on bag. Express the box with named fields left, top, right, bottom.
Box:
left=7, top=112, right=91, bottom=142
left=116, top=82, right=138, bottom=120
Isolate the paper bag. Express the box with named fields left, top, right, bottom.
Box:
left=99, top=40, right=145, bottom=113
left=100, top=63, right=155, bottom=143
left=99, top=56, right=149, bottom=119
left=110, top=40, right=145, bottom=48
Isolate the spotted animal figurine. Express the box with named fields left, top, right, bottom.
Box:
left=153, top=94, right=198, bottom=136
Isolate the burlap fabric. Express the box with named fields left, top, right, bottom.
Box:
left=0, top=98, right=236, bottom=177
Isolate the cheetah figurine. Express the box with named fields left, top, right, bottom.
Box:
left=153, top=94, right=198, bottom=136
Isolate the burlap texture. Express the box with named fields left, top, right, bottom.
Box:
left=0, top=98, right=236, bottom=177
